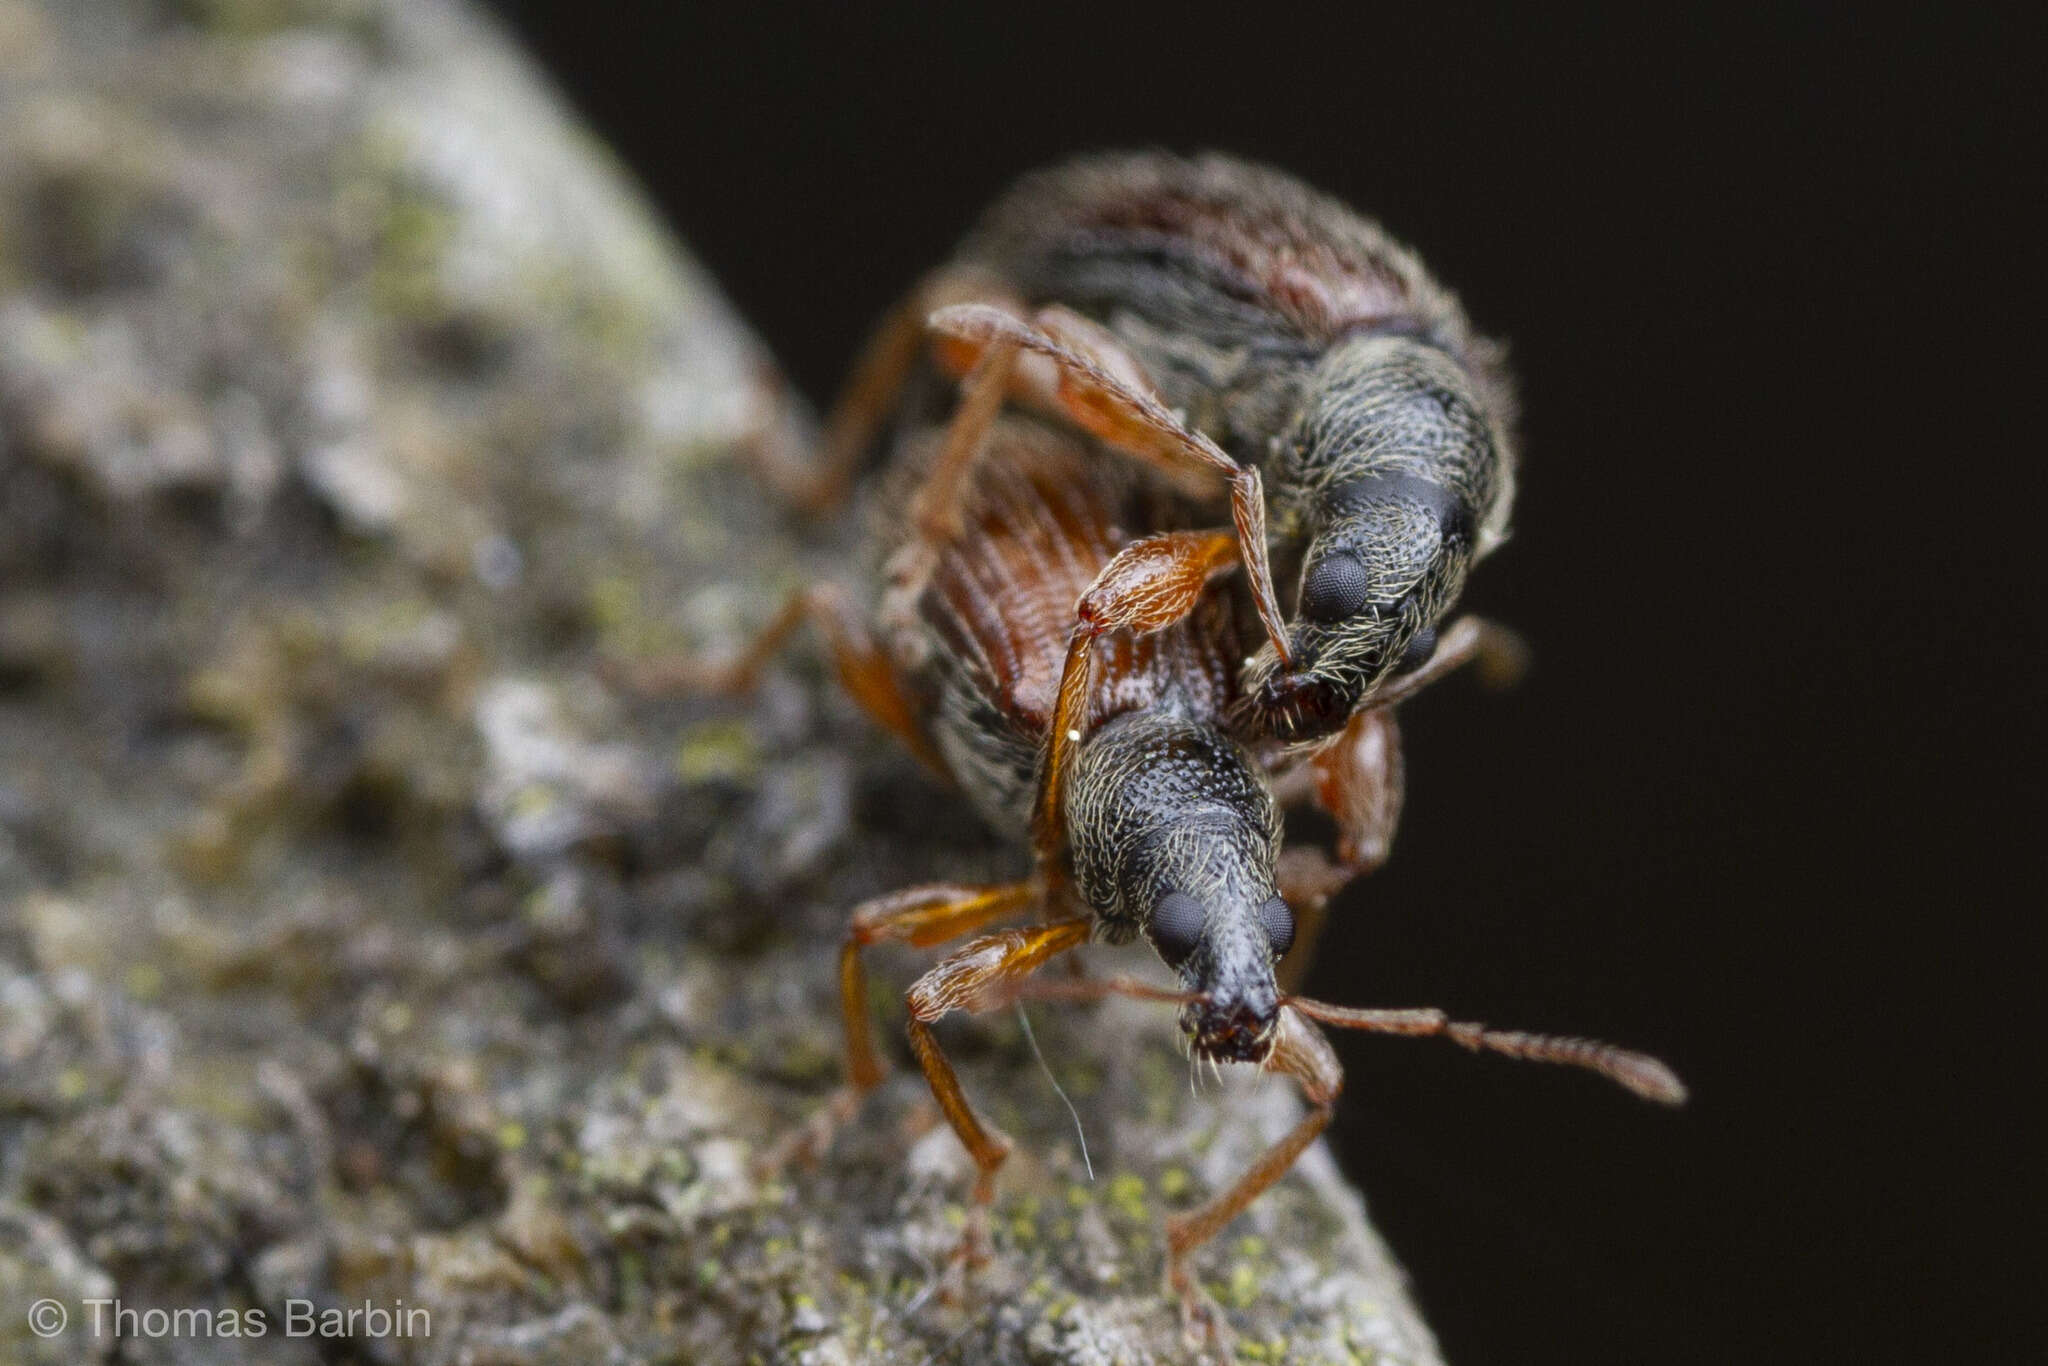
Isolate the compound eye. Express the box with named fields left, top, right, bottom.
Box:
left=1257, top=896, right=1295, bottom=959
left=1300, top=552, right=1370, bottom=623
left=1151, top=892, right=1206, bottom=969
left=1393, top=625, right=1438, bottom=675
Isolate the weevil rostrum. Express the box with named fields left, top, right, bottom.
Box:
left=689, top=151, right=1684, bottom=1338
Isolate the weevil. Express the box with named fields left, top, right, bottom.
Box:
left=678, top=307, right=1683, bottom=1340
left=775, top=149, right=1524, bottom=753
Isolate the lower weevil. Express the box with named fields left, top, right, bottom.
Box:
left=661, top=328, right=1684, bottom=1341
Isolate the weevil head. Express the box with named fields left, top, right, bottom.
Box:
left=1244, top=333, right=1508, bottom=744
left=1242, top=505, right=1456, bottom=744
left=1064, top=708, right=1292, bottom=1064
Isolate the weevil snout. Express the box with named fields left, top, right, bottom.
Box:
left=1250, top=665, right=1358, bottom=744
left=1244, top=541, right=1453, bottom=743
left=1183, top=990, right=1280, bottom=1064
left=1151, top=889, right=1293, bottom=1064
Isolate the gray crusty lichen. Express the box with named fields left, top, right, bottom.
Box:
left=0, top=1, right=1445, bottom=1362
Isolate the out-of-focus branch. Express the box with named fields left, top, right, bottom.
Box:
left=0, top=2, right=1443, bottom=1362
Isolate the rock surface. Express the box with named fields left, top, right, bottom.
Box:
left=0, top=1, right=1444, bottom=1362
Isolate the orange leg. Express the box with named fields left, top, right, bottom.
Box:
left=902, top=918, right=1093, bottom=1263
left=763, top=879, right=1042, bottom=1171
left=622, top=582, right=948, bottom=777
left=626, top=321, right=1047, bottom=777
left=1265, top=618, right=1524, bottom=987
left=930, top=302, right=1293, bottom=669
left=1308, top=706, right=1406, bottom=876
left=1158, top=994, right=1682, bottom=1346
left=990, top=973, right=1198, bottom=1011
left=644, top=324, right=1035, bottom=775
left=1269, top=706, right=1407, bottom=990
left=1030, top=529, right=1241, bottom=864
left=909, top=338, right=1020, bottom=544
left=754, top=268, right=1023, bottom=515
left=1164, top=1005, right=1345, bottom=1347
left=840, top=881, right=1043, bottom=1089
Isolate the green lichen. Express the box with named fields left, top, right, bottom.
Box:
left=367, top=172, right=459, bottom=323
left=1108, top=1171, right=1149, bottom=1224
left=677, top=718, right=762, bottom=785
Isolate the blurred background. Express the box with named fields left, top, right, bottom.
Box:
left=480, top=5, right=2031, bottom=1365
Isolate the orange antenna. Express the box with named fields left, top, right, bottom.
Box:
left=1283, top=996, right=1687, bottom=1105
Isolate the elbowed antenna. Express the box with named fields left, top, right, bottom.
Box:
left=1282, top=996, right=1687, bottom=1105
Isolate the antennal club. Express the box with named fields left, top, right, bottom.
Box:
left=1282, top=997, right=1687, bottom=1105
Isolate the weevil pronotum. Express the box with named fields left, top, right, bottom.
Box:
left=681, top=151, right=1685, bottom=1343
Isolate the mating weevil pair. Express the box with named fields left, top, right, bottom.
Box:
left=689, top=151, right=1683, bottom=1339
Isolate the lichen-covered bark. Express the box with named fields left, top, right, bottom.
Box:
left=0, top=2, right=1444, bottom=1362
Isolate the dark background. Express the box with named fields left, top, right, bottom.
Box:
left=484, top=5, right=2034, bottom=1363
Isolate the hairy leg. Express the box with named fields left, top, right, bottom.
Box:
left=1164, top=1006, right=1344, bottom=1348
left=903, top=918, right=1094, bottom=1264
left=1268, top=620, right=1525, bottom=989
left=930, top=302, right=1293, bottom=668
left=761, top=879, right=1042, bottom=1171
left=1269, top=707, right=1406, bottom=990
left=909, top=337, right=1021, bottom=543
left=754, top=267, right=1021, bottom=513
left=620, top=582, right=947, bottom=777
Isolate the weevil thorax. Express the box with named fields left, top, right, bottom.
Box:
left=1063, top=705, right=1293, bottom=1064
left=1246, top=332, right=1511, bottom=743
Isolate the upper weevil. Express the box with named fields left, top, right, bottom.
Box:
left=775, top=149, right=1524, bottom=750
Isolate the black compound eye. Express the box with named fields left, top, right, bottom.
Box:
left=1393, top=625, right=1438, bottom=675
left=1257, top=896, right=1295, bottom=959
left=1300, top=553, right=1370, bottom=623
left=1151, top=892, right=1205, bottom=969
